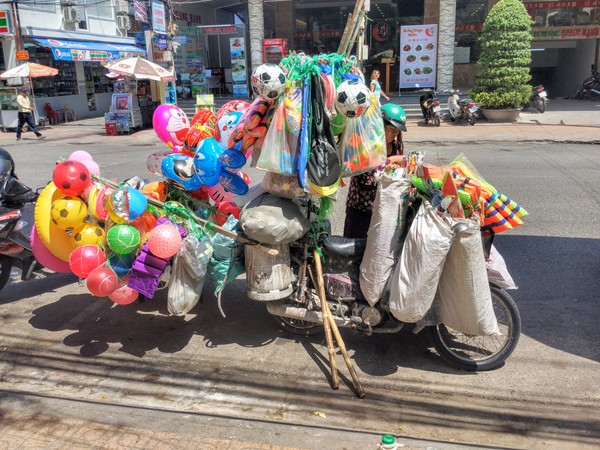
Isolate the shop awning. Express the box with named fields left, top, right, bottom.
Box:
left=31, top=38, right=146, bottom=62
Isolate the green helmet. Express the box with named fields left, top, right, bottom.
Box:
left=381, top=103, right=407, bottom=132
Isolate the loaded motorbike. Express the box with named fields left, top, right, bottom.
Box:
left=0, top=148, right=40, bottom=293
left=446, top=89, right=477, bottom=125
left=526, top=85, right=548, bottom=113
left=418, top=89, right=441, bottom=127
left=264, top=200, right=521, bottom=372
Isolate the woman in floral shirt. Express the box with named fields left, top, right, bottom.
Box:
left=343, top=104, right=407, bottom=239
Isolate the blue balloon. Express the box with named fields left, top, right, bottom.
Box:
left=109, top=251, right=137, bottom=278
left=194, top=138, right=223, bottom=186
left=161, top=153, right=203, bottom=191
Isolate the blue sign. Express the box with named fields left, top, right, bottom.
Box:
left=32, top=38, right=145, bottom=61
left=154, top=33, right=168, bottom=49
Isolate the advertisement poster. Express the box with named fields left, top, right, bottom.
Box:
left=399, top=25, right=437, bottom=89
left=152, top=0, right=166, bottom=33
left=230, top=37, right=247, bottom=96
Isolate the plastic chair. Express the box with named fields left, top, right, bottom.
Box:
left=44, top=103, right=59, bottom=125
left=62, top=105, right=77, bottom=123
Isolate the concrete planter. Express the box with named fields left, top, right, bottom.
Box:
left=481, top=108, right=521, bottom=122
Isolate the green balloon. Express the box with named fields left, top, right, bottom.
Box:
left=106, top=224, right=141, bottom=254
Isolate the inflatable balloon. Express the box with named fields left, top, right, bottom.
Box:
left=69, top=244, right=107, bottom=279
left=147, top=223, right=182, bottom=259
left=141, top=181, right=168, bottom=202
left=107, top=224, right=141, bottom=254
left=183, top=124, right=215, bottom=156
left=108, top=187, right=148, bottom=222
left=86, top=265, right=119, bottom=297
left=108, top=251, right=137, bottom=278
left=161, top=153, right=203, bottom=191
left=216, top=111, right=243, bottom=149
left=68, top=150, right=93, bottom=162
left=152, top=104, right=190, bottom=150
left=130, top=211, right=158, bottom=236
left=87, top=185, right=110, bottom=222
left=30, top=225, right=72, bottom=273
left=50, top=196, right=88, bottom=230
left=53, top=160, right=91, bottom=197
left=215, top=99, right=250, bottom=121
left=190, top=109, right=217, bottom=130
left=71, top=221, right=106, bottom=248
left=147, top=150, right=174, bottom=175
left=109, top=284, right=139, bottom=305
left=215, top=201, right=241, bottom=226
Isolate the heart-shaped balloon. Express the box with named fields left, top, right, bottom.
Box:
left=161, top=153, right=203, bottom=191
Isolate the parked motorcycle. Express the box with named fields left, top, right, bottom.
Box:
left=266, top=202, right=521, bottom=372
left=446, top=89, right=477, bottom=125
left=0, top=148, right=40, bottom=293
left=418, top=89, right=441, bottom=127
left=527, top=85, right=549, bottom=113
left=571, top=65, right=600, bottom=100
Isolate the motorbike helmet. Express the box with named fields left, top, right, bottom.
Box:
left=0, top=148, right=16, bottom=181
left=381, top=104, right=407, bottom=132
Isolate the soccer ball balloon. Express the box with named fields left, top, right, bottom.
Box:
left=50, top=196, right=88, bottom=230
left=71, top=222, right=106, bottom=247
left=251, top=64, right=286, bottom=101
left=335, top=80, right=371, bottom=118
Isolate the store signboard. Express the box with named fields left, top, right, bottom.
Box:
left=152, top=0, right=166, bottom=33
left=134, top=0, right=148, bottom=23
left=16, top=50, right=29, bottom=60
left=0, top=11, right=10, bottom=34
left=399, top=25, right=437, bottom=89
left=230, top=37, right=247, bottom=96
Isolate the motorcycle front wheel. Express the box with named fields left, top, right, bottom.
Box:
left=428, top=286, right=521, bottom=371
left=433, top=115, right=441, bottom=127
left=467, top=111, right=476, bottom=125
left=535, top=98, right=546, bottom=113
left=0, top=255, right=13, bottom=292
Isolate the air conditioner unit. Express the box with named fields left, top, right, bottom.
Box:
left=115, top=0, right=129, bottom=13
left=116, top=15, right=131, bottom=30
left=63, top=7, right=79, bottom=23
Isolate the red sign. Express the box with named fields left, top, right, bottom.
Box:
left=0, top=11, right=9, bottom=34
left=16, top=50, right=29, bottom=60
left=373, top=22, right=392, bottom=42
left=525, top=0, right=599, bottom=10
left=201, top=26, right=237, bottom=34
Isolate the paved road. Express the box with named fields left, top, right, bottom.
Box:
left=0, top=124, right=598, bottom=449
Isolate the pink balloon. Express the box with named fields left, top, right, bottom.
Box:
left=147, top=223, right=182, bottom=259
left=152, top=104, right=190, bottom=149
left=81, top=159, right=100, bottom=176
left=30, top=225, right=72, bottom=273
left=109, top=284, right=139, bottom=305
left=69, top=150, right=94, bottom=162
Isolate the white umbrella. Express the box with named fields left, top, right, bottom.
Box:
left=104, top=57, right=174, bottom=81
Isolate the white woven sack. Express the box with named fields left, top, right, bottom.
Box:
left=389, top=200, right=454, bottom=322
left=436, top=220, right=500, bottom=336
left=359, top=173, right=411, bottom=306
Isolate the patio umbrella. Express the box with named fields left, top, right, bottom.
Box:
left=104, top=57, right=174, bottom=81
left=1, top=62, right=59, bottom=124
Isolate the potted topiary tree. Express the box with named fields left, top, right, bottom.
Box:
left=471, top=0, right=533, bottom=122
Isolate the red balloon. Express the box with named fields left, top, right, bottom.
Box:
left=69, top=245, right=107, bottom=278
left=86, top=266, right=119, bottom=297
left=215, top=201, right=241, bottom=226
left=109, top=284, right=139, bottom=305
left=147, top=223, right=182, bottom=259
left=53, top=160, right=91, bottom=196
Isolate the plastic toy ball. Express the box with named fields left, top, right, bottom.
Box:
left=53, top=160, right=91, bottom=196
left=86, top=266, right=119, bottom=297
left=109, top=285, right=139, bottom=305
left=71, top=222, right=106, bottom=248
left=108, top=251, right=137, bottom=278
left=68, top=244, right=107, bottom=279
left=147, top=223, right=182, bottom=259
left=50, top=196, right=88, bottom=230
left=107, top=224, right=141, bottom=255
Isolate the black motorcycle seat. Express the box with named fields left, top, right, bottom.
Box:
left=322, top=235, right=367, bottom=258
left=458, top=98, right=472, bottom=106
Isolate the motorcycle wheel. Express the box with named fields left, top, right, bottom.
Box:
left=433, top=115, right=441, bottom=127
left=535, top=98, right=546, bottom=113
left=467, top=112, right=476, bottom=126
left=272, top=314, right=321, bottom=336
left=0, top=255, right=12, bottom=292
left=428, top=285, right=521, bottom=371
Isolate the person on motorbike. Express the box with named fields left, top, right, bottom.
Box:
left=343, top=104, right=407, bottom=239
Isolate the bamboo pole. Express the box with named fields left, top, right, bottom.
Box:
left=337, top=0, right=366, bottom=55
left=311, top=252, right=339, bottom=390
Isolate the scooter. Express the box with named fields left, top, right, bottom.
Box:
left=446, top=89, right=477, bottom=125
left=266, top=201, right=521, bottom=372
left=528, top=85, right=548, bottom=113
left=0, top=178, right=39, bottom=293
left=419, top=89, right=441, bottom=127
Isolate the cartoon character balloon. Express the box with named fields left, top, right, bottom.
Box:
left=216, top=111, right=243, bottom=150
left=161, top=153, right=203, bottom=191
left=152, top=104, right=190, bottom=151
left=193, top=138, right=249, bottom=195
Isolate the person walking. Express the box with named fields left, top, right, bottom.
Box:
left=343, top=103, right=407, bottom=239
left=16, top=87, right=45, bottom=141
left=370, top=70, right=390, bottom=103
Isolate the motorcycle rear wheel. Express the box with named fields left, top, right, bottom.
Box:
left=272, top=314, right=321, bottom=336
left=433, top=115, right=441, bottom=127
left=0, top=255, right=12, bottom=292
left=467, top=112, right=476, bottom=125
left=535, top=98, right=546, bottom=113
left=428, top=286, right=521, bottom=371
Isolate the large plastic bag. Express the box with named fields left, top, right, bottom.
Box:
left=359, top=173, right=411, bottom=306
left=389, top=200, right=454, bottom=322
left=262, top=172, right=306, bottom=199
left=167, top=234, right=214, bottom=316
left=338, top=94, right=386, bottom=178
left=256, top=96, right=299, bottom=175
left=436, top=221, right=500, bottom=336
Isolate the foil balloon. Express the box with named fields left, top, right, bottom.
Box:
left=216, top=111, right=243, bottom=150
left=161, top=153, right=203, bottom=191
left=190, top=109, right=217, bottom=130
left=152, top=104, right=190, bottom=150
left=215, top=99, right=250, bottom=121
left=147, top=150, right=173, bottom=175
left=183, top=124, right=215, bottom=156
left=194, top=139, right=249, bottom=195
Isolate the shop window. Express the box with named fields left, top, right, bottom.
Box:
left=26, top=46, right=79, bottom=97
